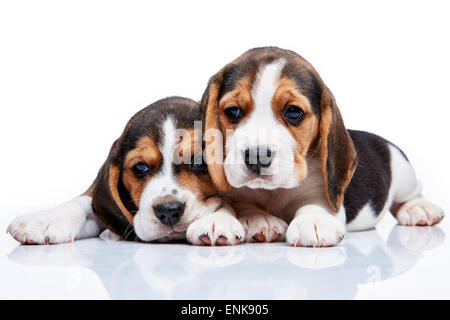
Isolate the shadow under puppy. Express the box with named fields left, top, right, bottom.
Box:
left=201, top=47, right=445, bottom=247
left=7, top=97, right=244, bottom=246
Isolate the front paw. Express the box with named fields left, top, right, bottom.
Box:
left=7, top=199, right=89, bottom=245
left=187, top=209, right=245, bottom=246
left=239, top=213, right=288, bottom=243
left=286, top=206, right=345, bottom=247
left=7, top=210, right=85, bottom=245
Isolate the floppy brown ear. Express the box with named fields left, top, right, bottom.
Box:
left=201, top=77, right=233, bottom=192
left=90, top=139, right=137, bottom=239
left=319, top=87, right=358, bottom=213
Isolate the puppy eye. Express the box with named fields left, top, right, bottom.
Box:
left=282, top=105, right=304, bottom=125
left=224, top=107, right=244, bottom=123
left=133, top=162, right=151, bottom=178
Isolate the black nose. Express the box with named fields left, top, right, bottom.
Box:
left=153, top=202, right=185, bottom=226
left=244, top=147, right=273, bottom=175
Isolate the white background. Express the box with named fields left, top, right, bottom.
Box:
left=0, top=0, right=449, bottom=299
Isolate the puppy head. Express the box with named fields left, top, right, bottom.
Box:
left=201, top=47, right=357, bottom=212
left=92, top=97, right=219, bottom=241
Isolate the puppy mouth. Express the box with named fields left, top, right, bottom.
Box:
left=152, top=219, right=198, bottom=242
left=172, top=223, right=189, bottom=233
left=232, top=170, right=300, bottom=190
left=246, top=179, right=279, bottom=189
left=233, top=174, right=278, bottom=189
left=138, top=229, right=187, bottom=242
left=155, top=231, right=187, bottom=242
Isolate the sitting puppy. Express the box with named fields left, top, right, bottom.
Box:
left=7, top=97, right=244, bottom=246
left=201, top=47, right=444, bottom=247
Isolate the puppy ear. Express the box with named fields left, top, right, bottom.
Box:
left=91, top=139, right=137, bottom=239
left=319, top=87, right=358, bottom=213
left=201, top=77, right=233, bottom=192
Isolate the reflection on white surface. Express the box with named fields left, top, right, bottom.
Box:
left=5, top=225, right=445, bottom=299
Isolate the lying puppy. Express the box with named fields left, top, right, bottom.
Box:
left=7, top=97, right=244, bottom=246
left=201, top=47, right=444, bottom=247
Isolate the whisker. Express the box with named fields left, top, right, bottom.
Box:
left=123, top=223, right=135, bottom=240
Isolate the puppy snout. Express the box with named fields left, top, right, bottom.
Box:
left=154, top=202, right=185, bottom=226
left=244, top=147, right=273, bottom=175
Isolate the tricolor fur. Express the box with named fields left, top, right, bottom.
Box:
left=201, top=47, right=444, bottom=246
left=7, top=97, right=245, bottom=246
left=7, top=48, right=444, bottom=248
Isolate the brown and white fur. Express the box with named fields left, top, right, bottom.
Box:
left=7, top=97, right=244, bottom=246
left=201, top=47, right=444, bottom=247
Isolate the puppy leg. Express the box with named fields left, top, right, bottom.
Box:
left=286, top=204, right=346, bottom=247
left=187, top=204, right=245, bottom=246
left=7, top=195, right=105, bottom=245
left=235, top=202, right=288, bottom=243
left=389, top=145, right=444, bottom=226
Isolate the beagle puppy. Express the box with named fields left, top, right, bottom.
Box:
left=201, top=47, right=444, bottom=247
left=7, top=97, right=244, bottom=246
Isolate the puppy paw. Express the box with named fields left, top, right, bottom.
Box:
left=187, top=209, right=245, bottom=246
left=239, top=213, right=288, bottom=243
left=396, top=197, right=444, bottom=226
left=286, top=206, right=345, bottom=247
left=7, top=199, right=90, bottom=245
